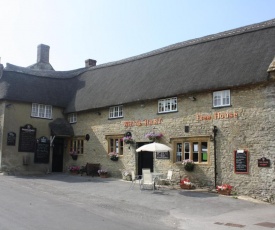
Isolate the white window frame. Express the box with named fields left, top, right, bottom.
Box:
left=109, top=105, right=123, bottom=119
left=158, top=97, right=177, bottom=113
left=68, top=113, right=77, bottom=124
left=213, top=90, right=230, bottom=107
left=31, top=103, right=52, bottom=119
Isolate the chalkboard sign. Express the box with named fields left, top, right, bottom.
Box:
left=7, top=132, right=16, bottom=146
left=34, top=136, right=50, bottom=164
left=18, top=124, right=36, bottom=152
left=156, top=152, right=170, bottom=159
left=234, top=150, right=249, bottom=174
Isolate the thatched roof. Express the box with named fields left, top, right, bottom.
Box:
left=0, top=18, right=275, bottom=113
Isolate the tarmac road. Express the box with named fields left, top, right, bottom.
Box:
left=0, top=173, right=274, bottom=230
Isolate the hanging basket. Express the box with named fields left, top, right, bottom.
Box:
left=110, top=156, right=118, bottom=161
left=71, top=155, right=78, bottom=160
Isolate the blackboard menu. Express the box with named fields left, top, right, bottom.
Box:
left=18, top=124, right=36, bottom=152
left=34, top=136, right=50, bottom=164
left=234, top=150, right=249, bottom=174
left=7, top=132, right=16, bottom=146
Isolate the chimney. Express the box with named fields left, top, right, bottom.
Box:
left=85, top=59, right=97, bottom=68
left=37, top=44, right=50, bottom=63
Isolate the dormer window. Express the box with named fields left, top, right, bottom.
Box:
left=109, top=105, right=123, bottom=119
left=158, top=97, right=177, bottom=113
left=31, top=103, right=52, bottom=119
left=213, top=90, right=230, bottom=107
left=68, top=113, right=77, bottom=124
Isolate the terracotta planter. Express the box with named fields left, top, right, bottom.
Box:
left=217, top=189, right=231, bottom=195
left=100, top=174, right=108, bottom=178
left=180, top=183, right=192, bottom=189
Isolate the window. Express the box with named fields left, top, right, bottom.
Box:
left=109, top=105, right=123, bottom=119
left=173, top=137, right=209, bottom=163
left=106, top=135, right=124, bottom=155
left=31, top=103, right=52, bottom=119
left=69, top=137, right=84, bottom=154
left=213, top=90, right=230, bottom=107
left=68, top=113, right=77, bottom=123
left=158, top=97, right=177, bottom=113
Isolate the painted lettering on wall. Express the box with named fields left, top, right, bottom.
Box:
left=124, top=118, right=163, bottom=127
left=196, top=111, right=238, bottom=121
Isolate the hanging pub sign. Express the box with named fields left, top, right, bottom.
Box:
left=156, top=152, right=170, bottom=159
left=234, top=150, right=249, bottom=174
left=7, top=132, right=16, bottom=146
left=18, top=124, right=36, bottom=152
left=258, top=157, right=270, bottom=167
left=34, top=136, right=50, bottom=164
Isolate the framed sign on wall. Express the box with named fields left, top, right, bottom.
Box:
left=234, top=150, right=249, bottom=174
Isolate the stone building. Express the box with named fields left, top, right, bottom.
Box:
left=0, top=19, right=275, bottom=202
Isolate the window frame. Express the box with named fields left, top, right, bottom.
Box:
left=109, top=105, right=123, bottom=119
left=68, top=113, right=77, bottom=124
left=158, top=97, right=178, bottom=113
left=69, top=136, right=84, bottom=155
left=31, top=103, right=52, bottom=119
left=213, top=90, right=230, bottom=107
left=172, top=136, right=210, bottom=164
left=106, top=135, right=124, bottom=156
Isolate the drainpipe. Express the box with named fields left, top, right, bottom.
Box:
left=213, top=126, right=218, bottom=188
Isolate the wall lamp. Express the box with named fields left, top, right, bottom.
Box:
left=189, top=96, right=196, bottom=101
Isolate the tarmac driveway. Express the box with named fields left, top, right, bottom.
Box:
left=0, top=173, right=274, bottom=230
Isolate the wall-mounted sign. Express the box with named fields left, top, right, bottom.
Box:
left=258, top=157, right=270, bottom=167
left=34, top=136, right=50, bottom=164
left=7, top=132, right=16, bottom=146
left=124, top=118, right=163, bottom=127
left=234, top=150, right=249, bottom=174
left=196, top=111, right=238, bottom=121
left=156, top=151, right=170, bottom=159
left=18, top=124, right=36, bottom=152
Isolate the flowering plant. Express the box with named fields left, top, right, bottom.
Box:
left=98, top=169, right=108, bottom=175
left=68, top=166, right=80, bottom=173
left=180, top=177, right=191, bottom=185
left=121, top=136, right=135, bottom=144
left=182, top=159, right=195, bottom=171
left=145, top=132, right=163, bottom=141
left=216, top=184, right=233, bottom=191
left=108, top=152, right=119, bottom=161
left=69, top=150, right=78, bottom=156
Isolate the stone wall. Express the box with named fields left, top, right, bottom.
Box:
left=71, top=82, right=275, bottom=202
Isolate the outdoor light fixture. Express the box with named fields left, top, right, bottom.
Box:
left=189, top=96, right=196, bottom=101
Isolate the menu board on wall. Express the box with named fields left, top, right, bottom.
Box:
left=234, top=150, right=249, bottom=174
left=34, top=136, right=50, bottom=164
left=18, top=124, right=36, bottom=152
left=7, top=132, right=16, bottom=146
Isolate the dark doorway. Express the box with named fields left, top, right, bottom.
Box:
left=137, top=142, right=153, bottom=176
left=52, top=137, right=64, bottom=172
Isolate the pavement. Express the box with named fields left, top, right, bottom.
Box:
left=1, top=173, right=275, bottom=230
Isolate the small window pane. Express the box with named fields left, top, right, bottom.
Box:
left=176, top=143, right=182, bottom=162
left=193, top=142, right=198, bottom=162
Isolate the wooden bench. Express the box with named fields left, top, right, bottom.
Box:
left=80, top=163, right=100, bottom=176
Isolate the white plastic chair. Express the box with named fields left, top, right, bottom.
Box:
left=158, top=170, right=175, bottom=187
left=140, top=173, right=155, bottom=191
left=130, top=170, right=141, bottom=190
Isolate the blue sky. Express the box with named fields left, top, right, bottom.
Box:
left=0, top=0, right=274, bottom=70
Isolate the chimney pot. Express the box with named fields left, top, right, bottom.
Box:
left=85, top=59, right=97, bottom=68
left=37, top=44, right=50, bottom=63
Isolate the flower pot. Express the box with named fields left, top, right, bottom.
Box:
left=100, top=173, right=108, bottom=178
left=217, top=190, right=231, bottom=195
left=180, top=184, right=192, bottom=189
left=111, top=157, right=118, bottom=161
left=71, top=155, right=78, bottom=160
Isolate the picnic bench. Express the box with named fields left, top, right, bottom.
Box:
left=80, top=163, right=100, bottom=176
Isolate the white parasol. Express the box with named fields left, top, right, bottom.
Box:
left=136, top=142, right=172, bottom=152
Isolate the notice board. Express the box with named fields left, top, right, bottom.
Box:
left=34, top=136, right=50, bottom=164
left=234, top=150, right=249, bottom=174
left=18, top=124, right=36, bottom=152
